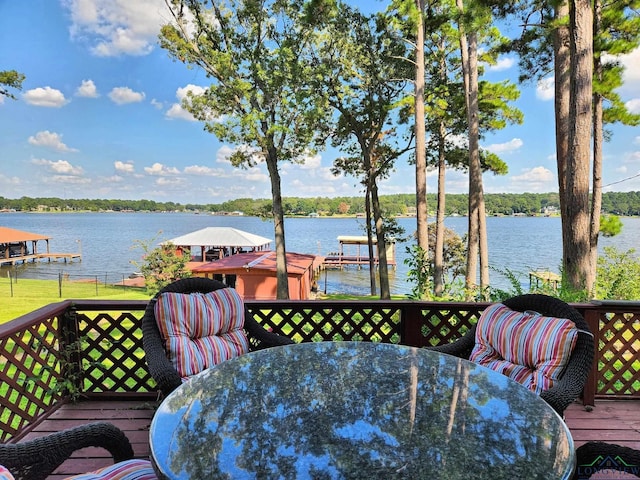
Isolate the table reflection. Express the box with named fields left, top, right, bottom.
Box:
left=150, top=341, right=574, bottom=479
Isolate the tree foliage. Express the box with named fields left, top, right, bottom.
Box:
left=131, top=238, right=190, bottom=295
left=159, top=0, right=331, bottom=299
left=0, top=70, right=25, bottom=100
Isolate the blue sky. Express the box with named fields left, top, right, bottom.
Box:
left=1, top=0, right=639, bottom=205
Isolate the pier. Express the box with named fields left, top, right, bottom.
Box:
left=0, top=252, right=82, bottom=266
left=323, top=235, right=396, bottom=270
left=0, top=226, right=82, bottom=267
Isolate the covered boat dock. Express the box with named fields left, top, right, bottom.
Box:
left=0, top=226, right=81, bottom=266
left=162, top=227, right=272, bottom=262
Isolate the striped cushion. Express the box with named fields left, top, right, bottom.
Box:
left=65, top=459, right=157, bottom=479
left=0, top=466, right=14, bottom=480
left=469, top=302, right=578, bottom=394
left=155, top=288, right=250, bottom=379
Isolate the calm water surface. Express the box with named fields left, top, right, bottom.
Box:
left=1, top=212, right=638, bottom=295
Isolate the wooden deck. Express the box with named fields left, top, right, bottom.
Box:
left=15, top=398, right=640, bottom=478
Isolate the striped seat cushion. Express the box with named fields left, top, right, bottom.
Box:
left=0, top=466, right=13, bottom=480
left=469, top=302, right=578, bottom=394
left=65, top=459, right=157, bottom=479
left=155, top=287, right=250, bottom=379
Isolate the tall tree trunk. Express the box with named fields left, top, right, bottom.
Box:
left=554, top=1, right=571, bottom=290
left=566, top=0, right=593, bottom=293
left=590, top=0, right=603, bottom=293
left=467, top=32, right=490, bottom=296
left=457, top=0, right=481, bottom=297
left=434, top=37, right=447, bottom=298
left=414, top=0, right=428, bottom=255
left=266, top=153, right=289, bottom=299
left=434, top=119, right=446, bottom=297
left=365, top=182, right=377, bottom=296
left=372, top=180, right=391, bottom=299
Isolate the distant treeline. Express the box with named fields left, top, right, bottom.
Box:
left=2, top=192, right=640, bottom=217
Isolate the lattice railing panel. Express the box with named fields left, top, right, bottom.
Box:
left=76, top=310, right=156, bottom=393
left=413, top=306, right=484, bottom=347
left=0, top=316, right=64, bottom=442
left=249, top=304, right=402, bottom=344
left=597, top=311, right=640, bottom=396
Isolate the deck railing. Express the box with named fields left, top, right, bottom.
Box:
left=1, top=298, right=639, bottom=442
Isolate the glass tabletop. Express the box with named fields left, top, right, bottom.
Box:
left=150, top=341, right=575, bottom=479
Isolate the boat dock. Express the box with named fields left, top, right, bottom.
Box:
left=323, top=235, right=396, bottom=270
left=0, top=226, right=82, bottom=267
left=0, top=252, right=82, bottom=266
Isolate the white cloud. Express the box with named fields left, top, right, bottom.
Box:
left=48, top=175, right=91, bottom=184
left=32, top=158, right=84, bottom=175
left=483, top=138, right=523, bottom=154
left=28, top=131, right=78, bottom=152
left=488, top=56, right=515, bottom=72
left=183, top=165, right=225, bottom=176
left=634, top=136, right=640, bottom=145
left=166, top=84, right=207, bottom=121
left=150, top=98, right=163, bottom=109
left=62, top=0, right=165, bottom=57
left=216, top=144, right=264, bottom=165
left=536, top=77, right=554, bottom=101
left=299, top=153, right=322, bottom=170
left=626, top=98, right=640, bottom=114
left=511, top=166, right=555, bottom=192
left=165, top=103, right=197, bottom=121
left=76, top=79, right=99, bottom=98
left=144, top=162, right=180, bottom=176
left=23, top=87, right=68, bottom=107
left=610, top=47, right=640, bottom=98
left=114, top=161, right=135, bottom=173
left=155, top=177, right=185, bottom=186
left=108, top=87, right=145, bottom=105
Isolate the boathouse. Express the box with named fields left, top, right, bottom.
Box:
left=191, top=251, right=324, bottom=300
left=162, top=227, right=271, bottom=262
left=323, top=235, right=396, bottom=269
left=0, top=226, right=81, bottom=266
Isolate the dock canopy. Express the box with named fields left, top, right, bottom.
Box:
left=0, top=226, right=51, bottom=262
left=162, top=227, right=272, bottom=261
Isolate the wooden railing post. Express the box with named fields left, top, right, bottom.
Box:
left=402, top=303, right=425, bottom=347
left=582, top=308, right=599, bottom=407
left=60, top=306, right=84, bottom=400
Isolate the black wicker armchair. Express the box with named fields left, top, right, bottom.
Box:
left=142, top=277, right=294, bottom=396
left=429, top=293, right=594, bottom=417
left=0, top=422, right=134, bottom=480
left=574, top=442, right=640, bottom=479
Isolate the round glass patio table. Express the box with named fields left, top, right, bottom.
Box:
left=149, top=341, right=575, bottom=479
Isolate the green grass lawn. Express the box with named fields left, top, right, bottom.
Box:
left=0, top=278, right=152, bottom=324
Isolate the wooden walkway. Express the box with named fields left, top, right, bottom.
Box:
left=0, top=252, right=81, bottom=266
left=14, top=398, right=640, bottom=478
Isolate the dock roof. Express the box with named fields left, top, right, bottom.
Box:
left=162, top=227, right=271, bottom=249
left=0, top=227, right=50, bottom=243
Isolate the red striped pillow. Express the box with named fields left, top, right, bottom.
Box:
left=65, top=459, right=157, bottom=479
left=469, top=302, right=578, bottom=394
left=0, top=466, right=14, bottom=480
left=155, top=288, right=250, bottom=379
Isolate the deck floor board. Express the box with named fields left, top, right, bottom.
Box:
left=17, top=399, right=640, bottom=478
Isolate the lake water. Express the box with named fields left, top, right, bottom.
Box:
left=1, top=212, right=638, bottom=295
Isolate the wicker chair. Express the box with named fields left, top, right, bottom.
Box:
left=142, top=277, right=294, bottom=396
left=429, top=293, right=594, bottom=417
left=574, top=442, right=640, bottom=479
left=0, top=422, right=134, bottom=480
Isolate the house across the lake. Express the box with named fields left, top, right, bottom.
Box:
left=191, top=250, right=324, bottom=300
